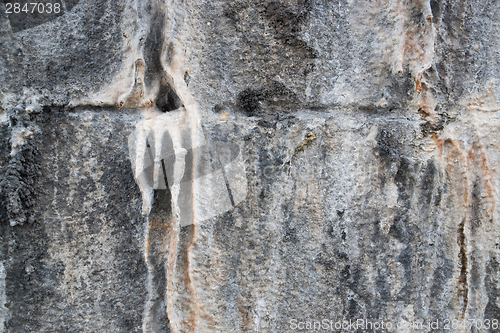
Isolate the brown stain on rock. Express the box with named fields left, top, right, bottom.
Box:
left=430, top=128, right=498, bottom=318
left=182, top=223, right=215, bottom=332
left=441, top=139, right=469, bottom=318
left=415, top=72, right=423, bottom=93
left=167, top=227, right=179, bottom=330
left=442, top=138, right=468, bottom=203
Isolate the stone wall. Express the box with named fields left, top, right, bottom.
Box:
left=1, top=0, right=500, bottom=332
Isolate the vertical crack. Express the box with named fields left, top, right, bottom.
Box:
left=457, top=217, right=468, bottom=318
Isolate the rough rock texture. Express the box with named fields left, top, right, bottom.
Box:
left=1, top=0, right=500, bottom=332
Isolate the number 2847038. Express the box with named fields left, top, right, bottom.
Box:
left=5, top=3, right=61, bottom=14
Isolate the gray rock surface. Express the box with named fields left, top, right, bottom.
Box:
left=0, top=0, right=500, bottom=332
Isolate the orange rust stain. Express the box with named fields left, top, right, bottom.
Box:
left=436, top=134, right=496, bottom=219
left=145, top=236, right=151, bottom=257
left=153, top=214, right=173, bottom=232
left=403, top=26, right=429, bottom=63
left=167, top=230, right=178, bottom=275
left=417, top=86, right=433, bottom=114
left=434, top=130, right=497, bottom=223
left=431, top=133, right=444, bottom=158
left=465, top=85, right=499, bottom=111
left=467, top=149, right=476, bottom=164
left=146, top=215, right=172, bottom=268
left=415, top=72, right=423, bottom=93
left=238, top=301, right=252, bottom=331
left=442, top=138, right=469, bottom=204
left=466, top=143, right=496, bottom=219
left=166, top=228, right=179, bottom=329
left=220, top=112, right=228, bottom=122
left=184, top=238, right=198, bottom=332
left=183, top=221, right=215, bottom=330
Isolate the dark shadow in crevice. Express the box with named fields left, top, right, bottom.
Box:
left=155, top=79, right=184, bottom=113
left=143, top=7, right=165, bottom=91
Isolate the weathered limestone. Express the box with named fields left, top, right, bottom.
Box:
left=1, top=0, right=500, bottom=332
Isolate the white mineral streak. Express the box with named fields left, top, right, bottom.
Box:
left=0, top=262, right=10, bottom=333
left=461, top=80, right=500, bottom=113
left=392, top=0, right=407, bottom=75
left=0, top=110, right=6, bottom=124
left=65, top=0, right=245, bottom=227
left=349, top=0, right=435, bottom=80
left=123, top=1, right=248, bottom=330
left=130, top=107, right=189, bottom=222
left=254, top=298, right=266, bottom=333
left=128, top=108, right=245, bottom=226
left=65, top=0, right=247, bottom=329
left=387, top=0, right=436, bottom=82
left=10, top=127, right=34, bottom=157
